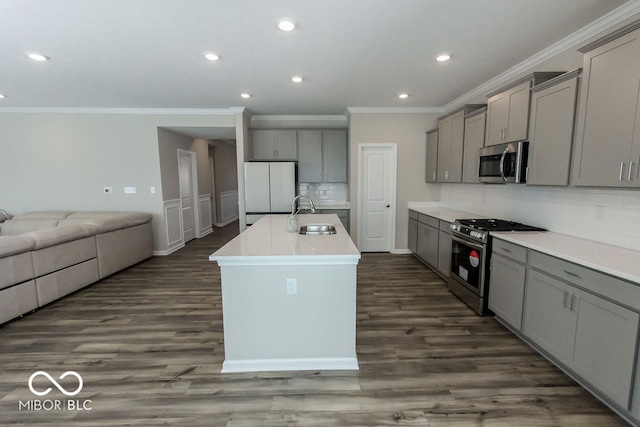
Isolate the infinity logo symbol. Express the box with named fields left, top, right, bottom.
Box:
left=28, top=371, right=83, bottom=397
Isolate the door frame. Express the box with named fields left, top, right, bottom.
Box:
left=177, top=148, right=200, bottom=241
left=209, top=156, right=218, bottom=226
left=356, top=143, right=397, bottom=252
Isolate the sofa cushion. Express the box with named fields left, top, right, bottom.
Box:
left=0, top=253, right=35, bottom=291
left=59, top=212, right=152, bottom=233
left=31, top=236, right=97, bottom=277
left=0, top=219, right=62, bottom=236
left=12, top=211, right=73, bottom=220
left=20, top=225, right=98, bottom=250
left=0, top=235, right=35, bottom=257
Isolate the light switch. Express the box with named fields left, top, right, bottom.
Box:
left=124, top=187, right=137, bottom=194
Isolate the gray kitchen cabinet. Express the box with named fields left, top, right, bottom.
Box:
left=524, top=267, right=639, bottom=409
left=462, top=108, right=486, bottom=183
left=321, top=130, right=347, bottom=182
left=573, top=28, right=640, bottom=188
left=488, top=241, right=527, bottom=330
left=252, top=130, right=298, bottom=160
left=436, top=221, right=452, bottom=278
left=416, top=221, right=438, bottom=268
left=527, top=70, right=580, bottom=186
left=297, top=130, right=347, bottom=183
left=425, top=129, right=438, bottom=183
left=485, top=72, right=564, bottom=147
left=408, top=211, right=418, bottom=254
left=297, top=130, right=322, bottom=182
left=437, top=110, right=464, bottom=182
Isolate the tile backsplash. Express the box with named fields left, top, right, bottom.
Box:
left=440, top=184, right=640, bottom=252
left=298, top=182, right=348, bottom=206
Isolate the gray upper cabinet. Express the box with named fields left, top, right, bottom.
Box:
left=462, top=108, right=486, bottom=183
left=527, top=70, right=581, bottom=186
left=425, top=129, right=438, bottom=183
left=573, top=27, right=640, bottom=188
left=297, top=130, right=322, bottom=182
left=485, top=72, right=564, bottom=147
left=437, top=110, right=465, bottom=182
left=297, top=130, right=347, bottom=183
left=252, top=130, right=298, bottom=160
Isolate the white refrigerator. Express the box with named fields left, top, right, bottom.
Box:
left=244, top=162, right=296, bottom=225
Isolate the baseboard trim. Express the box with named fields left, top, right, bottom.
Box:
left=199, top=226, right=213, bottom=237
left=221, top=357, right=359, bottom=373
left=153, top=242, right=185, bottom=256
left=216, top=215, right=239, bottom=228
left=391, top=248, right=412, bottom=255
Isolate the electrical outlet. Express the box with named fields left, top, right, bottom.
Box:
left=286, top=278, right=297, bottom=295
left=595, top=205, right=605, bottom=221
left=103, top=187, right=113, bottom=194
left=150, top=186, right=156, bottom=194
left=124, top=186, right=137, bottom=194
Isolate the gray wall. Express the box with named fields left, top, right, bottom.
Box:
left=209, top=141, right=238, bottom=223
left=0, top=111, right=236, bottom=252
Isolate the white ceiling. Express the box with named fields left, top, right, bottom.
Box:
left=0, top=0, right=634, bottom=115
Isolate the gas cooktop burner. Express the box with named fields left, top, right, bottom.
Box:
left=456, top=218, right=546, bottom=232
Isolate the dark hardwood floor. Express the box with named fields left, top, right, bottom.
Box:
left=0, top=223, right=628, bottom=426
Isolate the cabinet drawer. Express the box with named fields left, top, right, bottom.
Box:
left=409, top=210, right=418, bottom=220
left=418, top=214, right=439, bottom=228
left=492, top=238, right=527, bottom=264
left=439, top=220, right=451, bottom=233
left=529, top=251, right=640, bottom=309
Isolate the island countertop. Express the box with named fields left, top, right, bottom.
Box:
left=209, top=214, right=361, bottom=266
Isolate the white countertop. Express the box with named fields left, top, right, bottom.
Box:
left=492, top=231, right=640, bottom=284
left=408, top=204, right=482, bottom=223
left=209, top=214, right=360, bottom=266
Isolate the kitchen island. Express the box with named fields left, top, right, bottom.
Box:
left=209, top=214, right=361, bottom=373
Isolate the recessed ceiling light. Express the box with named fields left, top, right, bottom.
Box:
left=398, top=93, right=409, bottom=99
left=291, top=76, right=303, bottom=83
left=204, top=53, right=219, bottom=61
left=436, top=54, right=451, bottom=62
left=240, top=93, right=251, bottom=99
left=278, top=20, right=295, bottom=31
left=28, top=53, right=49, bottom=61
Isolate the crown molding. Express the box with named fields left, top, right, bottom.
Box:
left=0, top=107, right=236, bottom=115
left=251, top=114, right=347, bottom=123
left=346, top=107, right=444, bottom=114
left=442, top=0, right=640, bottom=113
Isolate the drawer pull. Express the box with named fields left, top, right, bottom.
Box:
left=563, top=270, right=582, bottom=280
left=500, top=247, right=512, bottom=253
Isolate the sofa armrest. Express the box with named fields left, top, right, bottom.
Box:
left=20, top=225, right=98, bottom=250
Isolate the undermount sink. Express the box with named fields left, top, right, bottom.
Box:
left=299, top=225, right=337, bottom=235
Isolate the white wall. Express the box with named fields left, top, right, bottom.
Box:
left=348, top=112, right=440, bottom=250
left=0, top=111, right=236, bottom=253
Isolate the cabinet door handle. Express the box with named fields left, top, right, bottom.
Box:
left=629, top=161, right=635, bottom=182
left=503, top=127, right=507, bottom=140
left=563, top=270, right=582, bottom=280
left=499, top=247, right=512, bottom=253
left=563, top=291, right=570, bottom=309
left=619, top=161, right=625, bottom=181
left=570, top=294, right=577, bottom=311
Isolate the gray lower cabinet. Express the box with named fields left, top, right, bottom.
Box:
left=408, top=212, right=418, bottom=254
left=489, top=251, right=527, bottom=331
left=436, top=221, right=452, bottom=278
left=524, top=268, right=639, bottom=409
left=416, top=221, right=438, bottom=267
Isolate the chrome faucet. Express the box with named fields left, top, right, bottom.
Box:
left=291, top=195, right=316, bottom=216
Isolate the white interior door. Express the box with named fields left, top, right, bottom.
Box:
left=178, top=150, right=196, bottom=242
left=358, top=144, right=397, bottom=252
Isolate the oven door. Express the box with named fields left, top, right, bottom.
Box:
left=450, top=234, right=487, bottom=297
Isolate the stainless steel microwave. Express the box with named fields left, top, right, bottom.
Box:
left=479, top=141, right=529, bottom=184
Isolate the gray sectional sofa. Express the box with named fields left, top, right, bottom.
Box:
left=0, top=211, right=153, bottom=325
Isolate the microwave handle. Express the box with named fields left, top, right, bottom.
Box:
left=499, top=146, right=510, bottom=182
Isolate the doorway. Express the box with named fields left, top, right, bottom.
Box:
left=178, top=149, right=198, bottom=243
left=357, top=143, right=397, bottom=252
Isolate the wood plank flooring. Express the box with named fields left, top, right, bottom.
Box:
left=0, top=223, right=628, bottom=426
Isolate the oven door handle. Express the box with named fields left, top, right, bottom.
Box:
left=451, top=234, right=485, bottom=252
left=499, top=146, right=510, bottom=182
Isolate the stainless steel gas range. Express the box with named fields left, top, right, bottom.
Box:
left=448, top=218, right=545, bottom=315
